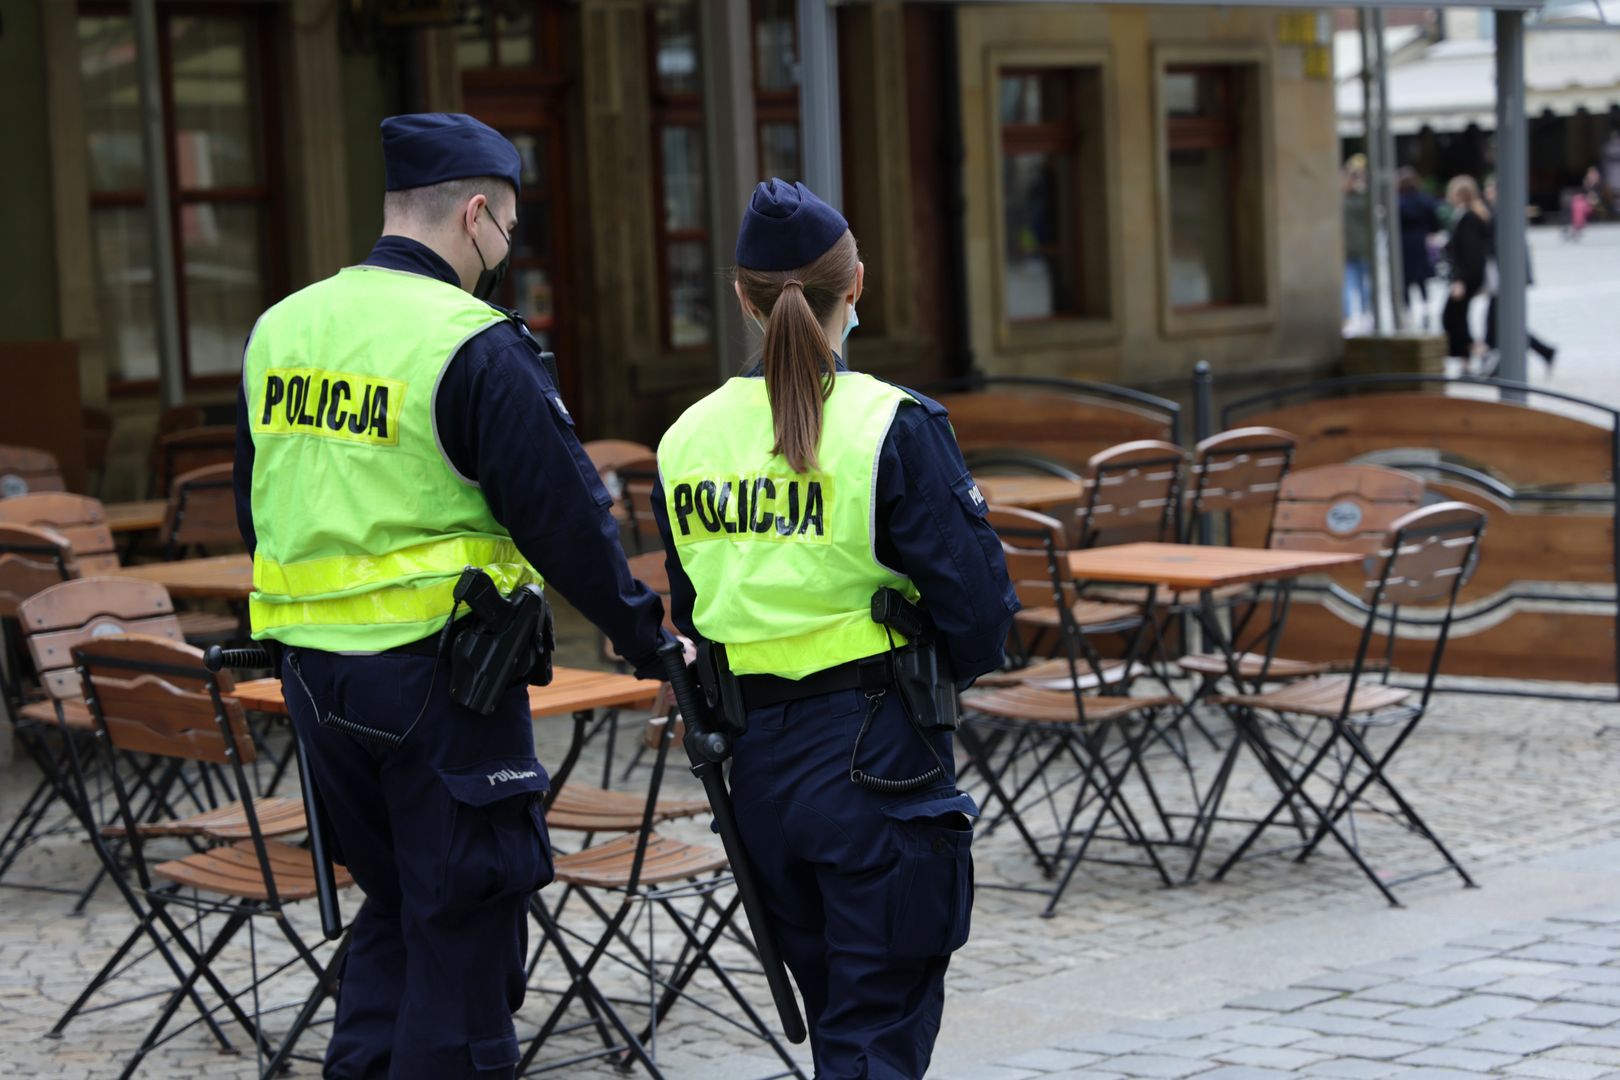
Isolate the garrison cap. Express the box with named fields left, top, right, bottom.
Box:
left=381, top=113, right=523, bottom=196
left=735, top=178, right=849, bottom=272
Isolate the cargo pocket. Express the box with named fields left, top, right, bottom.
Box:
left=437, top=758, right=555, bottom=911
left=469, top=1031, right=521, bottom=1074
left=882, top=790, right=978, bottom=959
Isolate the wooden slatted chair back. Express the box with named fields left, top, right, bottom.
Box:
left=1372, top=503, right=1488, bottom=607
left=0, top=493, right=119, bottom=574
left=74, top=635, right=251, bottom=766
left=0, top=524, right=75, bottom=617
left=1075, top=440, right=1186, bottom=549
left=988, top=506, right=1073, bottom=609
left=18, top=578, right=183, bottom=705
left=0, top=445, right=66, bottom=496
left=616, top=456, right=663, bottom=553
left=1268, top=464, right=1426, bottom=555
left=154, top=426, right=235, bottom=497
left=163, top=463, right=239, bottom=557
left=585, top=440, right=656, bottom=486
left=1187, top=427, right=1296, bottom=540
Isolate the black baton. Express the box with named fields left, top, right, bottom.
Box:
left=656, top=641, right=807, bottom=1045
left=205, top=645, right=345, bottom=941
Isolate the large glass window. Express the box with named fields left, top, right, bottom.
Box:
left=752, top=0, right=800, bottom=180
left=999, top=69, right=1088, bottom=322
left=79, top=7, right=278, bottom=388
left=1164, top=64, right=1261, bottom=310
left=650, top=1, right=712, bottom=350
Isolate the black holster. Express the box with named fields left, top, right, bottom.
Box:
left=448, top=567, right=555, bottom=716
left=694, top=640, right=750, bottom=738
left=872, top=588, right=959, bottom=732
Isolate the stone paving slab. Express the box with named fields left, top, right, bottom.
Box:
left=949, top=902, right=1620, bottom=1080
left=0, top=673, right=1617, bottom=1077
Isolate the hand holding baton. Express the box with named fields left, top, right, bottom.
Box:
left=205, top=645, right=345, bottom=942
left=655, top=640, right=807, bottom=1044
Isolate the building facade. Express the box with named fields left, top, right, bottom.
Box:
left=2, top=0, right=1344, bottom=499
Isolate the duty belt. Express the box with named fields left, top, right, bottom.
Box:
left=735, top=654, right=893, bottom=710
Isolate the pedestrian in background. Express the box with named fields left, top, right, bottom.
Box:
left=1398, top=167, right=1442, bottom=329
left=1441, top=175, right=1491, bottom=364
left=1342, top=155, right=1372, bottom=329
left=1483, top=176, right=1557, bottom=372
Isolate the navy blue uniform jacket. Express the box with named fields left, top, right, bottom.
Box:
left=233, top=236, right=669, bottom=674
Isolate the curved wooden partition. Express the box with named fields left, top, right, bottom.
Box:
left=925, top=375, right=1180, bottom=475
left=1222, top=376, right=1618, bottom=694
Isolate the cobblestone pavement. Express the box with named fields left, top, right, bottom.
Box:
left=1, top=673, right=1618, bottom=1078
left=945, top=899, right=1620, bottom=1080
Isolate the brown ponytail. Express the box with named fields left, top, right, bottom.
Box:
left=736, top=231, right=859, bottom=473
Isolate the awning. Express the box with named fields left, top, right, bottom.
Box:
left=1337, top=27, right=1620, bottom=134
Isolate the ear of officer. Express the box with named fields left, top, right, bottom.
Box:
left=233, top=113, right=669, bottom=674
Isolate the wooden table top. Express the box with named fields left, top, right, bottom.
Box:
left=975, top=475, right=1084, bottom=510
left=1067, top=543, right=1362, bottom=591
left=117, top=554, right=252, bottom=600
left=231, top=664, right=661, bottom=721
left=104, top=499, right=167, bottom=534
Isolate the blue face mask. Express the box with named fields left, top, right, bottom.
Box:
left=843, top=303, right=859, bottom=344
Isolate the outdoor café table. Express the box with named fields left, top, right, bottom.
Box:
left=1064, top=542, right=1362, bottom=881
left=975, top=475, right=1083, bottom=510
left=116, top=553, right=252, bottom=601
left=230, top=665, right=661, bottom=807
left=104, top=499, right=167, bottom=535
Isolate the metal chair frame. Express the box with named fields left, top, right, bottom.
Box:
left=1208, top=504, right=1488, bottom=906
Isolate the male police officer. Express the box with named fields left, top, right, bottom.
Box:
left=233, top=114, right=669, bottom=1079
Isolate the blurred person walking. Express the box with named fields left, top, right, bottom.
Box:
left=1342, top=155, right=1373, bottom=329
left=1398, top=168, right=1443, bottom=328
left=1441, top=175, right=1492, bottom=364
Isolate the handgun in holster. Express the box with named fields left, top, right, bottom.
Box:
left=871, top=587, right=960, bottom=732
left=694, top=640, right=750, bottom=738
left=449, top=567, right=555, bottom=716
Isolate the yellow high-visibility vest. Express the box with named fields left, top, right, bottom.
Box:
left=658, top=372, right=919, bottom=679
left=244, top=265, right=541, bottom=651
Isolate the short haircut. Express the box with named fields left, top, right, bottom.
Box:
left=382, top=176, right=513, bottom=227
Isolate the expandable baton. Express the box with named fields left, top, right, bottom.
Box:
left=205, top=645, right=345, bottom=942
left=655, top=641, right=807, bottom=1045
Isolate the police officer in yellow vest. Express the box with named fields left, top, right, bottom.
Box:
left=652, top=180, right=1018, bottom=1078
left=232, top=114, right=670, bottom=1079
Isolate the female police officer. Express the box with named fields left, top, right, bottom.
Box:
left=651, top=179, right=1017, bottom=1079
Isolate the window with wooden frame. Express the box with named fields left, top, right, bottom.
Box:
left=649, top=1, right=712, bottom=350
left=752, top=0, right=800, bottom=180
left=455, top=0, right=552, bottom=70
left=79, top=3, right=283, bottom=392
left=1163, top=63, right=1263, bottom=310
left=998, top=68, right=1099, bottom=322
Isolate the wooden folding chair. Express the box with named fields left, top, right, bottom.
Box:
left=72, top=635, right=351, bottom=1079
left=615, top=456, right=664, bottom=556
left=0, top=490, right=239, bottom=643
left=960, top=519, right=1178, bottom=917
left=1210, top=503, right=1487, bottom=905
left=1177, top=464, right=1427, bottom=690
left=0, top=524, right=86, bottom=889
left=0, top=444, right=66, bottom=497
left=584, top=440, right=656, bottom=522
left=1183, top=427, right=1297, bottom=546
left=519, top=711, right=805, bottom=1078
left=151, top=425, right=235, bottom=498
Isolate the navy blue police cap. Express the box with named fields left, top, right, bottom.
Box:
left=735, top=178, right=849, bottom=271
left=380, top=113, right=523, bottom=197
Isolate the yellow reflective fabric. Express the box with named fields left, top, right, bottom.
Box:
left=244, top=265, right=542, bottom=652
left=253, top=535, right=530, bottom=601
left=658, top=373, right=920, bottom=681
